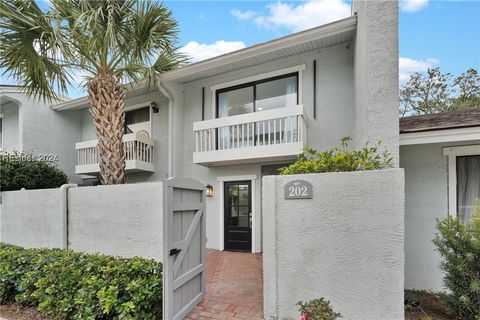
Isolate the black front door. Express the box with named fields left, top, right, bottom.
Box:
left=224, top=181, right=252, bottom=251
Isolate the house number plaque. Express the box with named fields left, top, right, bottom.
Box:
left=284, top=180, right=313, bottom=199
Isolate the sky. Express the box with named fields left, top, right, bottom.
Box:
left=1, top=0, right=479, bottom=98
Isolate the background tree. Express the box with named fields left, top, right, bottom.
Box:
left=0, top=0, right=184, bottom=184
left=451, top=68, right=480, bottom=110
left=400, top=67, right=480, bottom=116
left=400, top=68, right=452, bottom=116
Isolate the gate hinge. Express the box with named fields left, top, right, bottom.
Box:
left=170, top=248, right=182, bottom=256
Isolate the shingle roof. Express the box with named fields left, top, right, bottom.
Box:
left=400, top=109, right=480, bottom=133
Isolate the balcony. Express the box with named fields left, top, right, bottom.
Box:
left=76, top=133, right=155, bottom=175
left=193, top=105, right=307, bottom=166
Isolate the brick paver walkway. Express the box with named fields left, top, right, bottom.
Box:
left=186, top=250, right=263, bottom=320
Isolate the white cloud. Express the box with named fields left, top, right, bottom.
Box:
left=399, top=57, right=439, bottom=83
left=231, top=9, right=258, bottom=21
left=232, top=0, right=351, bottom=32
left=400, top=0, right=429, bottom=12
left=180, top=40, right=247, bottom=62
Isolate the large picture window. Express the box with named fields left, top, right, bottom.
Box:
left=216, top=73, right=298, bottom=118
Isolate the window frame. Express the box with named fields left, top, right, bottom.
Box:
left=215, top=72, right=299, bottom=118
left=210, top=64, right=306, bottom=119
left=443, top=145, right=480, bottom=217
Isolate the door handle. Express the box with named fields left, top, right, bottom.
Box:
left=249, top=216, right=252, bottom=228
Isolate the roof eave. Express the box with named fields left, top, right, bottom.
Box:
left=159, top=15, right=357, bottom=83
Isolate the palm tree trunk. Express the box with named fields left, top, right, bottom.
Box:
left=87, top=74, right=126, bottom=185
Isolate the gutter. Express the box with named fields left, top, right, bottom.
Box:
left=156, top=81, right=174, bottom=178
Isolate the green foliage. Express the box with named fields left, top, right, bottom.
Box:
left=0, top=242, right=163, bottom=320
left=400, top=67, right=480, bottom=116
left=433, top=201, right=480, bottom=320
left=0, top=152, right=68, bottom=191
left=279, top=137, right=393, bottom=175
left=0, top=0, right=185, bottom=101
left=297, top=298, right=341, bottom=320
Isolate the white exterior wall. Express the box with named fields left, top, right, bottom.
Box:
left=173, top=46, right=354, bottom=251
left=352, top=0, right=400, bottom=166
left=401, top=140, right=480, bottom=292
left=0, top=89, right=82, bottom=183
left=263, top=169, right=405, bottom=320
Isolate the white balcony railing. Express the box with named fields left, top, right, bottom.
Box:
left=193, top=105, right=307, bottom=165
left=76, top=133, right=155, bottom=175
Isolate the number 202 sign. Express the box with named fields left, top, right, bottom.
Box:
left=284, top=180, right=313, bottom=199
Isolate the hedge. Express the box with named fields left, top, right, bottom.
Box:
left=0, top=153, right=68, bottom=191
left=0, top=243, right=163, bottom=320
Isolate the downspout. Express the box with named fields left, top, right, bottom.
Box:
left=156, top=80, right=174, bottom=178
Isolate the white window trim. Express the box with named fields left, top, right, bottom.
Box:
left=125, top=101, right=154, bottom=138
left=0, top=113, right=4, bottom=151
left=217, top=174, right=258, bottom=253
left=443, top=145, right=480, bottom=216
left=210, top=64, right=306, bottom=118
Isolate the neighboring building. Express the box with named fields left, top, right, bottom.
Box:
left=0, top=85, right=82, bottom=183
left=400, top=108, right=480, bottom=291
left=51, top=0, right=399, bottom=254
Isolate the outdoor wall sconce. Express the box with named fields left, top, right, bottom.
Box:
left=151, top=101, right=159, bottom=113
left=206, top=185, right=213, bottom=197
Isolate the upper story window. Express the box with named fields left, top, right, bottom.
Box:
left=125, top=106, right=151, bottom=137
left=216, top=73, right=298, bottom=118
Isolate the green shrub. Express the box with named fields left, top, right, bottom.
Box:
left=0, top=242, right=163, bottom=320
left=0, top=152, right=68, bottom=191
left=433, top=201, right=480, bottom=320
left=279, top=137, right=393, bottom=175
left=297, top=298, right=341, bottom=320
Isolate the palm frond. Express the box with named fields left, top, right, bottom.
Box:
left=0, top=0, right=72, bottom=101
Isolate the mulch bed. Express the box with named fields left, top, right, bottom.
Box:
left=1, top=290, right=453, bottom=320
left=405, top=290, right=452, bottom=320
left=0, top=303, right=47, bottom=320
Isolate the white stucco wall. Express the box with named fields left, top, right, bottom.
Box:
left=0, top=89, right=83, bottom=183
left=0, top=186, right=71, bottom=248
left=401, top=140, right=480, bottom=292
left=67, top=182, right=164, bottom=261
left=352, top=0, right=399, bottom=166
left=263, top=169, right=404, bottom=320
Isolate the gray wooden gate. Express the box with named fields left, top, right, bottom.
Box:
left=163, top=177, right=206, bottom=320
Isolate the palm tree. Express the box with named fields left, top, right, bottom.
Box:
left=0, top=0, right=184, bottom=184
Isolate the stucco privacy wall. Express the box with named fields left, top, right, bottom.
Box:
left=352, top=0, right=400, bottom=166
left=68, top=182, right=164, bottom=261
left=0, top=185, right=75, bottom=249
left=0, top=183, right=164, bottom=261
left=263, top=169, right=404, bottom=320
left=401, top=140, right=480, bottom=291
